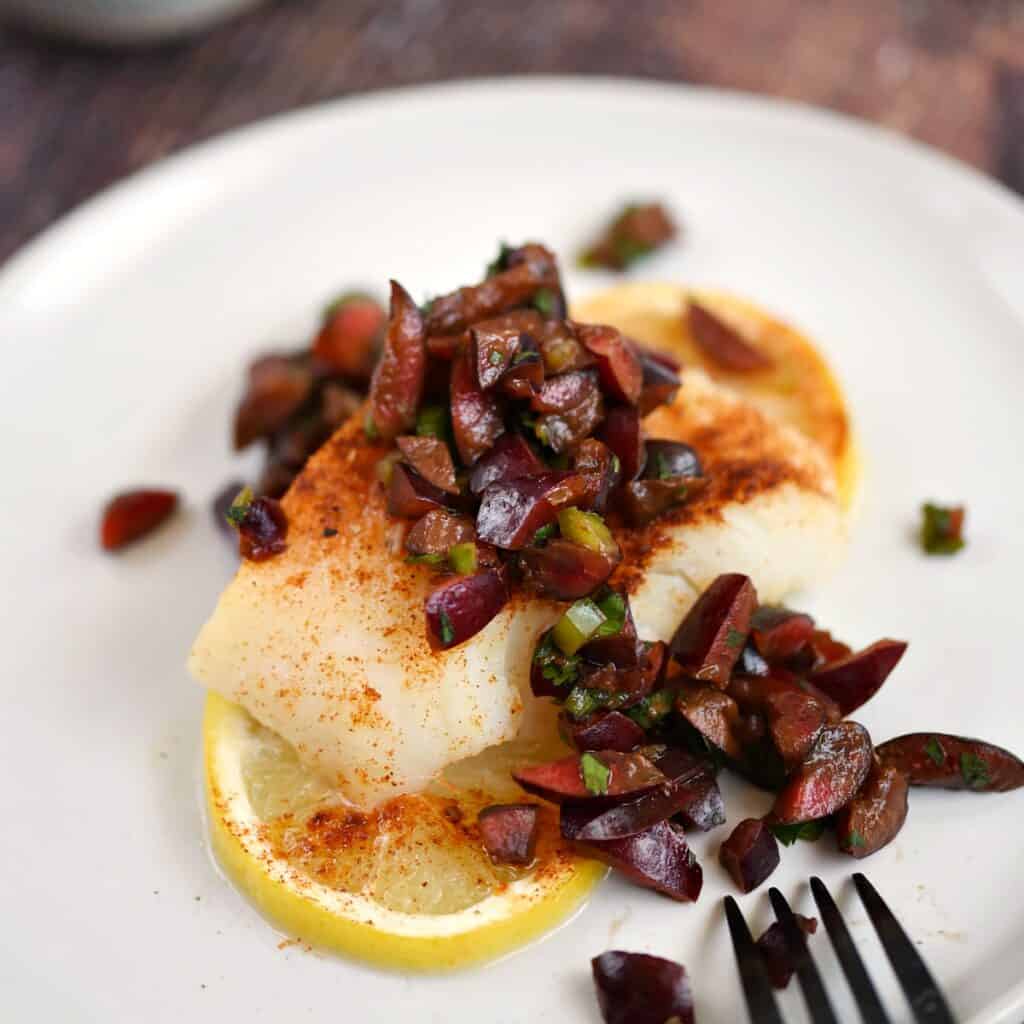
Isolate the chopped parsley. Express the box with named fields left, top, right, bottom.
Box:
left=438, top=610, right=456, bottom=647
left=920, top=502, right=966, bottom=555
left=532, top=523, right=558, bottom=546
left=924, top=736, right=946, bottom=766
left=406, top=553, right=445, bottom=567
left=364, top=412, right=379, bottom=441
left=322, top=527, right=338, bottom=538
left=225, top=486, right=254, bottom=528
left=725, top=627, right=746, bottom=650
left=770, top=820, right=826, bottom=847
left=532, top=631, right=581, bottom=688
left=654, top=452, right=671, bottom=480
left=580, top=752, right=611, bottom=796
left=592, top=589, right=628, bottom=638
left=627, top=689, right=675, bottom=731
left=565, top=687, right=603, bottom=720
left=532, top=287, right=557, bottom=316
left=485, top=242, right=512, bottom=278
left=564, top=686, right=634, bottom=720
left=488, top=349, right=504, bottom=367
left=847, top=829, right=867, bottom=849
left=960, top=752, right=991, bottom=790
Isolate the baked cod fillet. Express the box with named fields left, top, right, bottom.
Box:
left=189, top=370, right=843, bottom=807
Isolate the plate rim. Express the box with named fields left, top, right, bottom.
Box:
left=4, top=74, right=1023, bottom=1024
left=3, top=74, right=1024, bottom=298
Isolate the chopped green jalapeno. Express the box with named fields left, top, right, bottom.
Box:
left=225, top=486, right=254, bottom=528
left=552, top=598, right=607, bottom=655
left=448, top=542, right=478, bottom=575
left=557, top=508, right=618, bottom=557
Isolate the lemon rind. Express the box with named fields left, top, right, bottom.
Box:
left=203, top=693, right=604, bottom=971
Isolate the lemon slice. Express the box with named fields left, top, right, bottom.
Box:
left=572, top=283, right=860, bottom=510
left=204, top=693, right=605, bottom=970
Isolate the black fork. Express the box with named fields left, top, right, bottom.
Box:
left=724, top=873, right=957, bottom=1024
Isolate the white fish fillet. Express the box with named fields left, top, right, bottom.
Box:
left=189, top=369, right=844, bottom=807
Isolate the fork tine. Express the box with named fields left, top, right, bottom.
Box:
left=810, top=876, right=892, bottom=1024
left=852, top=874, right=956, bottom=1024
left=723, top=895, right=785, bottom=1024
left=768, top=887, right=841, bottom=1024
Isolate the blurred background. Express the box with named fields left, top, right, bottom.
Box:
left=2, top=0, right=1024, bottom=266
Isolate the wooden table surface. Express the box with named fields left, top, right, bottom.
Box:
left=2, top=0, right=1023, bottom=266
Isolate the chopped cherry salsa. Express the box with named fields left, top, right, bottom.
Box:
left=579, top=202, right=678, bottom=272
left=224, top=486, right=288, bottom=561
left=371, top=243, right=690, bottom=648
left=100, top=489, right=178, bottom=551
left=512, top=570, right=1022, bottom=904
left=231, top=291, right=387, bottom=502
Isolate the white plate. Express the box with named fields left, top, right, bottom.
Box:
left=2, top=78, right=1022, bottom=1024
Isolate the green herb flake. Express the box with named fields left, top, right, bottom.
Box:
left=920, top=502, right=966, bottom=556
left=960, top=752, right=991, bottom=790
left=580, top=752, right=611, bottom=796
left=770, top=819, right=826, bottom=847
left=592, top=590, right=627, bottom=639
left=532, top=523, right=558, bottom=546
left=532, top=630, right=581, bottom=688
left=488, top=349, right=504, bottom=367
left=565, top=686, right=602, bottom=720
left=406, top=553, right=445, bottom=567
left=225, top=486, right=254, bottom=528
left=415, top=405, right=449, bottom=440
left=610, top=454, right=621, bottom=476
left=532, top=288, right=557, bottom=316
left=322, top=527, right=338, bottom=538
left=725, top=627, right=746, bottom=650
left=485, top=243, right=512, bottom=279
left=438, top=610, right=456, bottom=647
left=847, top=829, right=867, bottom=849
left=419, top=296, right=435, bottom=317
left=924, top=736, right=946, bottom=766
left=655, top=453, right=671, bottom=480
left=628, top=688, right=674, bottom=731
left=364, top=413, right=379, bottom=441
